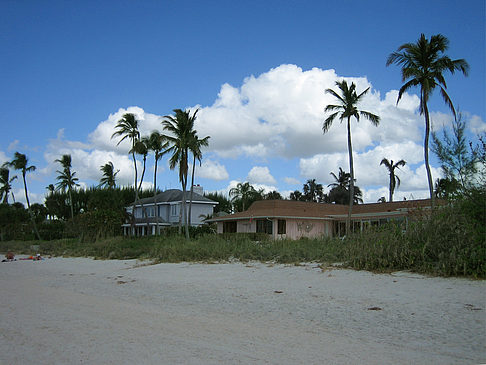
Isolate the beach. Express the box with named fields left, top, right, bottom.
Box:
left=1, top=257, right=484, bottom=364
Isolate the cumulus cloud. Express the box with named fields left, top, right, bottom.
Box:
left=284, top=177, right=301, bottom=185
left=247, top=166, right=277, bottom=185
left=195, top=159, right=229, bottom=181
left=194, top=64, right=424, bottom=160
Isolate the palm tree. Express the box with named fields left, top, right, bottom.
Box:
left=386, top=33, right=469, bottom=206
left=324, top=80, right=380, bottom=234
left=229, top=182, right=259, bottom=212
left=55, top=154, right=79, bottom=220
left=163, top=109, right=198, bottom=238
left=112, top=113, right=140, bottom=233
left=0, top=166, right=17, bottom=204
left=146, top=131, right=169, bottom=235
left=8, top=152, right=41, bottom=240
left=188, top=133, right=210, bottom=225
left=327, top=168, right=363, bottom=205
left=380, top=158, right=406, bottom=202
left=302, top=179, right=324, bottom=202
left=99, top=161, right=119, bottom=189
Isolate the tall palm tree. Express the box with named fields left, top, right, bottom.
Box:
left=132, top=138, right=149, bottom=195
left=328, top=167, right=351, bottom=190
left=386, top=33, right=469, bottom=206
left=324, top=80, right=380, bottom=234
left=99, top=161, right=119, bottom=189
left=55, top=154, right=79, bottom=220
left=112, top=113, right=140, bottom=233
left=0, top=166, right=17, bottom=204
left=8, top=152, right=41, bottom=240
left=163, top=109, right=198, bottom=238
left=188, top=133, right=210, bottom=225
left=380, top=158, right=406, bottom=202
left=146, top=131, right=169, bottom=235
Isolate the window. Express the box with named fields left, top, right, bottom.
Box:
left=256, top=219, right=273, bottom=235
left=277, top=220, right=286, bottom=235
left=223, top=221, right=237, bottom=233
left=171, top=204, right=177, bottom=216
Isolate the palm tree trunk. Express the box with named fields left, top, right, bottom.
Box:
left=23, top=172, right=41, bottom=240
left=183, top=173, right=189, bottom=240
left=389, top=174, right=393, bottom=202
left=188, top=154, right=196, bottom=226
left=346, top=117, right=354, bottom=236
left=423, top=101, right=435, bottom=208
left=154, top=157, right=159, bottom=235
left=131, top=151, right=138, bottom=236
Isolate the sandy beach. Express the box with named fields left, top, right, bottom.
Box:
left=0, top=257, right=484, bottom=364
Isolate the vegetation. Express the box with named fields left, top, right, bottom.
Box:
left=387, top=33, right=469, bottom=206
left=324, top=80, right=380, bottom=235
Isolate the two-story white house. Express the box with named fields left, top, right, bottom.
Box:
left=123, top=188, right=218, bottom=236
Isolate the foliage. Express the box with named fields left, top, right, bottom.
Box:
left=204, top=192, right=232, bottom=214
left=229, top=182, right=263, bottom=212
left=432, top=113, right=478, bottom=192
left=327, top=168, right=363, bottom=204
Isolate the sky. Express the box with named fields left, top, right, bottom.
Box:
left=1, top=0, right=485, bottom=206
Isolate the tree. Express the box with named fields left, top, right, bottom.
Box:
left=163, top=108, right=198, bottom=239
left=55, top=154, right=79, bottom=220
left=432, top=113, right=477, bottom=192
left=146, top=131, right=169, bottom=234
left=188, top=132, right=210, bottom=225
left=99, top=161, right=119, bottom=189
left=380, top=158, right=406, bottom=202
left=289, top=190, right=305, bottom=201
left=7, top=152, right=41, bottom=240
left=327, top=168, right=363, bottom=205
left=229, top=182, right=261, bottom=212
left=204, top=192, right=232, bottom=214
left=387, top=33, right=469, bottom=206
left=324, top=81, right=380, bottom=234
left=302, top=179, right=324, bottom=202
left=112, top=113, right=140, bottom=233
left=0, top=166, right=17, bottom=204
left=264, top=190, right=283, bottom=200
left=434, top=177, right=460, bottom=199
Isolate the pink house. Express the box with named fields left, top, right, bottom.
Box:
left=209, top=199, right=435, bottom=239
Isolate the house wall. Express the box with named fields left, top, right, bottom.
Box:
left=279, top=219, right=331, bottom=240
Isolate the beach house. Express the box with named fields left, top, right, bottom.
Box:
left=123, top=187, right=218, bottom=236
left=208, top=199, right=435, bottom=239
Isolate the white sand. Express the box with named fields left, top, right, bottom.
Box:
left=0, top=257, right=485, bottom=364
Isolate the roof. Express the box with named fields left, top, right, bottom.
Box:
left=208, top=199, right=436, bottom=222
left=130, top=189, right=217, bottom=206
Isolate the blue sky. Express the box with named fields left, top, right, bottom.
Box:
left=1, top=0, right=485, bottom=205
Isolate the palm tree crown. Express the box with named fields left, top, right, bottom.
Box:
left=0, top=166, right=17, bottom=204
left=99, top=161, right=119, bottom=189
left=380, top=158, right=406, bottom=202
left=387, top=33, right=469, bottom=204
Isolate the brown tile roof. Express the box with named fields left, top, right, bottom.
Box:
left=210, top=199, right=436, bottom=222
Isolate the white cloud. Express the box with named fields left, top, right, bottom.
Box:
left=284, top=177, right=301, bottom=185
left=468, top=114, right=486, bottom=134
left=8, top=140, right=19, bottom=152
left=194, top=64, right=424, bottom=161
left=247, top=166, right=276, bottom=185
left=195, top=159, right=229, bottom=181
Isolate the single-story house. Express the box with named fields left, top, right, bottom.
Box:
left=208, top=199, right=435, bottom=239
left=123, top=187, right=218, bottom=236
